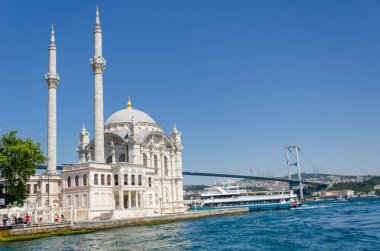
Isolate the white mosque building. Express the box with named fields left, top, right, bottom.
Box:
left=20, top=7, right=185, bottom=220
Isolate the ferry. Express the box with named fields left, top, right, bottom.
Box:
left=189, top=185, right=300, bottom=211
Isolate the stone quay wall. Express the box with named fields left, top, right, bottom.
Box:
left=0, top=208, right=248, bottom=240
left=73, top=208, right=249, bottom=230
left=0, top=223, right=71, bottom=238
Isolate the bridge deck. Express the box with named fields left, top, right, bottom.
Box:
left=182, top=171, right=328, bottom=186
left=36, top=166, right=327, bottom=186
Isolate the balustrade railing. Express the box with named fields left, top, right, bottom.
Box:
left=0, top=205, right=89, bottom=226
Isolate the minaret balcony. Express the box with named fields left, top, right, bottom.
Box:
left=44, top=73, right=60, bottom=88
left=90, top=56, right=106, bottom=74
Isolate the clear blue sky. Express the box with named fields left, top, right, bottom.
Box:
left=1, top=1, right=380, bottom=184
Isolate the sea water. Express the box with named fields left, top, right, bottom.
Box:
left=1, top=198, right=379, bottom=250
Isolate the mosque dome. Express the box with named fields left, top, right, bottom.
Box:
left=104, top=99, right=156, bottom=125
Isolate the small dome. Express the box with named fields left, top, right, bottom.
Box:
left=105, top=107, right=156, bottom=125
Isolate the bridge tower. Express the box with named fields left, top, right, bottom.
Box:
left=284, top=145, right=304, bottom=201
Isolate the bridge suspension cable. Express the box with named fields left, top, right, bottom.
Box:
left=0, top=119, right=75, bottom=155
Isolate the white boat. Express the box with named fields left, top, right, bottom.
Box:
left=190, top=185, right=300, bottom=211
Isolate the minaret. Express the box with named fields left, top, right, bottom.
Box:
left=90, top=6, right=106, bottom=163
left=45, top=25, right=60, bottom=174
left=76, top=124, right=90, bottom=164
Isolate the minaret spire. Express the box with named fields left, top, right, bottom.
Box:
left=45, top=25, right=60, bottom=174
left=90, top=5, right=106, bottom=163
left=51, top=24, right=55, bottom=43
left=96, top=5, right=100, bottom=25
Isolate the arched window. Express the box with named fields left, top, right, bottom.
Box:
left=94, top=174, right=98, bottom=185
left=75, top=175, right=79, bottom=186
left=131, top=174, right=135, bottom=186
left=67, top=177, right=71, bottom=188
left=164, top=156, right=168, bottom=176
left=107, top=174, right=111, bottom=186
left=143, top=153, right=147, bottom=167
left=119, top=153, right=125, bottom=162
left=101, top=174, right=105, bottom=185
left=154, top=155, right=158, bottom=173
left=83, top=174, right=87, bottom=186
left=124, top=174, right=128, bottom=185
left=114, top=174, right=119, bottom=186
left=106, top=156, right=112, bottom=164
left=138, top=175, right=142, bottom=186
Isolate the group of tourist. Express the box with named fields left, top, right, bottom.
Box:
left=1, top=213, right=65, bottom=226
left=1, top=214, right=28, bottom=226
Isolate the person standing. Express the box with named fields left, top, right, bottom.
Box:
left=25, top=213, right=31, bottom=225
left=2, top=214, right=7, bottom=226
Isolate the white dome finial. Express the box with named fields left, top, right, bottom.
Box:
left=127, top=96, right=132, bottom=108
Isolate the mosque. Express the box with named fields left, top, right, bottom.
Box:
left=21, top=7, right=185, bottom=220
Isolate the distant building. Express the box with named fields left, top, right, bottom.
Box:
left=373, top=184, right=380, bottom=190
left=320, top=190, right=354, bottom=199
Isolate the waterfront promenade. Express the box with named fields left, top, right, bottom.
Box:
left=0, top=208, right=248, bottom=241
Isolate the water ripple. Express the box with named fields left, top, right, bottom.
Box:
left=1, top=198, right=380, bottom=250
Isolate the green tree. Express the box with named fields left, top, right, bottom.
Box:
left=0, top=131, right=45, bottom=206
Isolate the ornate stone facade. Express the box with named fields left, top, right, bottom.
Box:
left=60, top=102, right=185, bottom=219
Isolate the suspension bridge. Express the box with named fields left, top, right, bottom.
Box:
left=182, top=145, right=329, bottom=200
left=2, top=119, right=328, bottom=201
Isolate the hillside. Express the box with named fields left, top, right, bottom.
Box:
left=327, top=176, right=380, bottom=194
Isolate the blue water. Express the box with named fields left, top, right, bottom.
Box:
left=1, top=198, right=379, bottom=250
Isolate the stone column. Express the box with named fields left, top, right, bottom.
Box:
left=90, top=6, right=106, bottom=163
left=158, top=154, right=162, bottom=176
left=119, top=190, right=124, bottom=209
left=50, top=207, right=54, bottom=223
left=147, top=153, right=151, bottom=168
left=139, top=191, right=143, bottom=208
left=45, top=25, right=59, bottom=174
left=171, top=181, right=176, bottom=208
left=175, top=150, right=182, bottom=178
left=33, top=209, right=38, bottom=224
left=174, top=181, right=178, bottom=208
left=128, top=191, right=131, bottom=209
left=135, top=191, right=139, bottom=208
left=170, top=154, right=175, bottom=177
left=150, top=152, right=153, bottom=169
